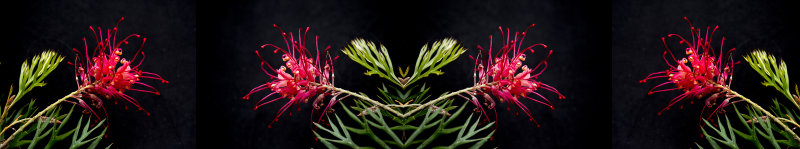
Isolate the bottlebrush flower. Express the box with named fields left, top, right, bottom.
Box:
left=243, top=25, right=338, bottom=128
left=467, top=24, right=565, bottom=127
left=640, top=17, right=738, bottom=118
left=69, top=17, right=168, bottom=119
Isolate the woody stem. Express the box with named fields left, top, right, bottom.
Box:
left=0, top=118, right=32, bottom=137
left=777, top=117, right=800, bottom=129
left=319, top=83, right=492, bottom=118
left=320, top=85, right=405, bottom=117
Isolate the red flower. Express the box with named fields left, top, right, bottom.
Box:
left=243, top=25, right=338, bottom=128
left=70, top=17, right=168, bottom=119
left=467, top=24, right=565, bottom=127
left=640, top=17, right=738, bottom=118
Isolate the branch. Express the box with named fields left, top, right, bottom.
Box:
left=321, top=83, right=490, bottom=118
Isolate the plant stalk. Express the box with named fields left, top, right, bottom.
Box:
left=776, top=117, right=800, bottom=129
left=321, top=83, right=489, bottom=118
left=0, top=118, right=31, bottom=137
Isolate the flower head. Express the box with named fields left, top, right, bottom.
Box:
left=70, top=17, right=168, bottom=119
left=640, top=17, right=738, bottom=118
left=243, top=25, right=338, bottom=128
left=467, top=24, right=565, bottom=127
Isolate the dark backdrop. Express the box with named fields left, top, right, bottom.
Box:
left=0, top=0, right=196, bottom=148
left=199, top=0, right=609, bottom=148
left=613, top=0, right=800, bottom=148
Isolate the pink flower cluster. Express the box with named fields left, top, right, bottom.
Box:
left=243, top=25, right=338, bottom=128
left=467, top=24, right=565, bottom=127
left=70, top=17, right=168, bottom=119
left=640, top=17, right=738, bottom=118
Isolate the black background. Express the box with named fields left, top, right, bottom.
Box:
left=1, top=0, right=195, bottom=148
left=613, top=0, right=800, bottom=148
left=199, top=0, right=608, bottom=148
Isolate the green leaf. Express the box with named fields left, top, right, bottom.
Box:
left=699, top=103, right=800, bottom=149
left=406, top=38, right=465, bottom=87
left=2, top=51, right=63, bottom=134
left=316, top=99, right=490, bottom=149
left=342, top=39, right=465, bottom=88
left=342, top=39, right=402, bottom=86
left=14, top=51, right=64, bottom=103
left=70, top=117, right=107, bottom=149
left=6, top=105, right=104, bottom=149
left=312, top=115, right=361, bottom=149
left=700, top=117, right=736, bottom=149
left=744, top=50, right=793, bottom=105
left=46, top=106, right=77, bottom=149
left=447, top=113, right=494, bottom=148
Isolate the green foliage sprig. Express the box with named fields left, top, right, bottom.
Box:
left=743, top=50, right=797, bottom=109
left=2, top=51, right=64, bottom=124
left=407, top=39, right=465, bottom=86
left=16, top=50, right=64, bottom=102
left=342, top=38, right=465, bottom=88
left=69, top=117, right=109, bottom=149
left=342, top=39, right=401, bottom=87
